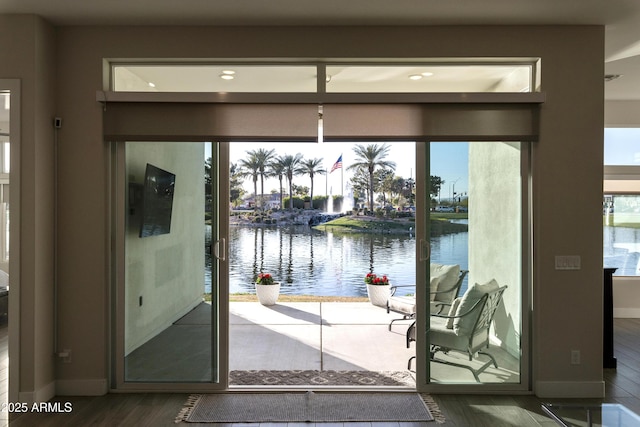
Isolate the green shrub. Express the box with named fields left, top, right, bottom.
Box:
left=283, top=197, right=305, bottom=209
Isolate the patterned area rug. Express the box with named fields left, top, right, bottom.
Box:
left=176, top=392, right=443, bottom=423
left=229, top=369, right=416, bottom=386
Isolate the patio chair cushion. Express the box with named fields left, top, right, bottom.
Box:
left=446, top=297, right=461, bottom=329
left=430, top=263, right=461, bottom=303
left=453, top=278, right=499, bottom=336
left=431, top=316, right=482, bottom=350
left=429, top=276, right=440, bottom=301
left=387, top=295, right=416, bottom=316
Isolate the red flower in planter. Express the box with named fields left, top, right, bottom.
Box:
left=256, top=272, right=275, bottom=285
left=364, top=273, right=389, bottom=285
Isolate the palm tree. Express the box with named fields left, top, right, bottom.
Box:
left=301, top=157, right=325, bottom=209
left=237, top=153, right=261, bottom=210
left=248, top=148, right=276, bottom=208
left=347, top=143, right=396, bottom=213
left=270, top=156, right=287, bottom=210
left=280, top=153, right=305, bottom=210
left=376, top=168, right=395, bottom=209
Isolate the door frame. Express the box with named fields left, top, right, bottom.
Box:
left=414, top=139, right=532, bottom=393
left=105, top=96, right=537, bottom=393
left=110, top=140, right=230, bottom=392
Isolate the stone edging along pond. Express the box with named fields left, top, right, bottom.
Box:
left=231, top=209, right=467, bottom=236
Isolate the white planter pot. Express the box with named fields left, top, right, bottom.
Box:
left=255, top=282, right=281, bottom=306
left=367, top=284, right=390, bottom=307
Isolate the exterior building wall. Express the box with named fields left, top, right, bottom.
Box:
left=468, top=141, right=522, bottom=358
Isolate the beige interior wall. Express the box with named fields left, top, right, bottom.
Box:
left=124, top=142, right=205, bottom=355
left=0, top=21, right=605, bottom=397
left=529, top=27, right=604, bottom=397
left=0, top=15, right=56, bottom=402
left=605, top=100, right=640, bottom=126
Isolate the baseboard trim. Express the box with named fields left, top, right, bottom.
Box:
left=535, top=381, right=605, bottom=398
left=56, top=378, right=108, bottom=396
left=614, top=308, right=640, bottom=318
left=18, top=380, right=56, bottom=404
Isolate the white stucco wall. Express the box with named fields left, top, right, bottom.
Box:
left=468, top=141, right=522, bottom=357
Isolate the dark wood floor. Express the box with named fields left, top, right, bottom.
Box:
left=7, top=318, right=640, bottom=426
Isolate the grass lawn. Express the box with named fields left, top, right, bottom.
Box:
left=604, top=214, right=640, bottom=229
left=315, top=214, right=467, bottom=235
left=314, top=216, right=414, bottom=234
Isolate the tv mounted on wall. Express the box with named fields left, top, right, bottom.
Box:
left=139, top=163, right=176, bottom=238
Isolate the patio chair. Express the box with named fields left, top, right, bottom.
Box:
left=387, top=265, right=467, bottom=331
left=406, top=280, right=507, bottom=382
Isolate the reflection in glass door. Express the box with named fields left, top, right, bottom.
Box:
left=418, top=141, right=525, bottom=388
left=122, top=141, right=221, bottom=383
left=0, top=93, right=9, bottom=276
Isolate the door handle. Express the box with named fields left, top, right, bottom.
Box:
left=419, top=239, right=430, bottom=261
left=213, top=238, right=226, bottom=262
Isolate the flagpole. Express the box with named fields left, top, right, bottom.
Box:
left=341, top=161, right=343, bottom=197
left=330, top=153, right=344, bottom=200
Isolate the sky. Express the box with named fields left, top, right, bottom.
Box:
left=604, top=128, right=640, bottom=165
left=228, top=141, right=469, bottom=200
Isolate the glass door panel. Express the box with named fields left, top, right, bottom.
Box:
left=123, top=141, right=220, bottom=383
left=422, top=141, right=523, bottom=387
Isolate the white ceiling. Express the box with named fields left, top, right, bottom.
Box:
left=1, top=0, right=640, bottom=100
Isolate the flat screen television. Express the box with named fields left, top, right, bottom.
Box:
left=139, top=163, right=176, bottom=238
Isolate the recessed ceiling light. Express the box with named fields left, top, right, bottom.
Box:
left=220, top=70, right=236, bottom=80
left=421, top=72, right=434, bottom=77
left=148, top=82, right=156, bottom=88
left=409, top=74, right=422, bottom=80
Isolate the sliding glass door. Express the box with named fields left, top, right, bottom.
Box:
left=415, top=141, right=529, bottom=390
left=114, top=141, right=228, bottom=388
left=106, top=99, right=535, bottom=392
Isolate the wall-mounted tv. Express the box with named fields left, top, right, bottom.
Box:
left=139, top=163, right=176, bottom=238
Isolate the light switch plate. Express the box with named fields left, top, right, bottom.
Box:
left=555, top=255, right=581, bottom=270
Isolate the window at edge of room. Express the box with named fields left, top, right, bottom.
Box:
left=604, top=128, right=640, bottom=277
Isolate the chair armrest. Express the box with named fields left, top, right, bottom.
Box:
left=431, top=301, right=451, bottom=314
left=389, top=284, right=416, bottom=297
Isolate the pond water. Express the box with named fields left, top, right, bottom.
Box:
left=205, top=223, right=469, bottom=297
left=604, top=225, right=640, bottom=276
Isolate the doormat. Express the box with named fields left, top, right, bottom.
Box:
left=229, top=369, right=415, bottom=386
left=176, top=392, right=443, bottom=423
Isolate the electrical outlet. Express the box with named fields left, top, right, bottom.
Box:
left=571, top=350, right=581, bottom=365
left=59, top=349, right=72, bottom=363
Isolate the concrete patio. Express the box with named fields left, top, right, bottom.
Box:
left=124, top=300, right=519, bottom=385
left=230, top=301, right=416, bottom=372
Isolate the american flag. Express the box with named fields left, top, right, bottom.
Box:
left=330, top=155, right=343, bottom=173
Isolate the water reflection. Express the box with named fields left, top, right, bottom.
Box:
left=206, top=225, right=469, bottom=297
left=604, top=225, right=640, bottom=276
